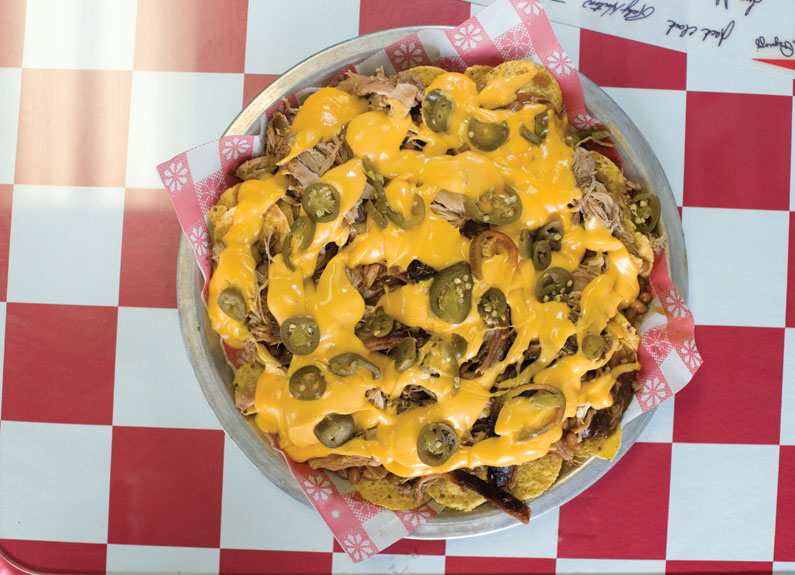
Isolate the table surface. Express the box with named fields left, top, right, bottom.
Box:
left=0, top=1, right=794, bottom=574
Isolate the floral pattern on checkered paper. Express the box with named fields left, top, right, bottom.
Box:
left=452, top=23, right=484, bottom=51
left=189, top=224, right=210, bottom=258
left=644, top=336, right=673, bottom=363
left=221, top=137, right=250, bottom=161
left=394, top=503, right=435, bottom=530
left=388, top=40, right=427, bottom=71
left=514, top=0, right=544, bottom=15
left=663, top=290, right=687, bottom=319
left=303, top=472, right=334, bottom=503
left=494, top=26, right=532, bottom=62
left=546, top=50, right=575, bottom=77
left=164, top=161, right=188, bottom=193
left=572, top=111, right=600, bottom=129
left=680, top=339, right=702, bottom=370
left=342, top=530, right=378, bottom=562
left=638, top=376, right=671, bottom=411
left=343, top=492, right=382, bottom=523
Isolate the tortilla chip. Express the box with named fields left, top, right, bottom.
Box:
left=217, top=184, right=239, bottom=209
left=353, top=478, right=430, bottom=511
left=484, top=60, right=563, bottom=114
left=464, top=65, right=493, bottom=90
left=261, top=203, right=291, bottom=250
left=591, top=151, right=625, bottom=194
left=405, top=65, right=445, bottom=88
left=509, top=454, right=563, bottom=501
left=208, top=205, right=235, bottom=242
left=426, top=476, right=486, bottom=511
left=582, top=425, right=622, bottom=461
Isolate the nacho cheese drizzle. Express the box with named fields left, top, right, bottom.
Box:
left=207, top=72, right=641, bottom=478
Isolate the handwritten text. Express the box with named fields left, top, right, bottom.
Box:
left=666, top=19, right=735, bottom=47
left=581, top=0, right=655, bottom=21
left=755, top=35, right=795, bottom=57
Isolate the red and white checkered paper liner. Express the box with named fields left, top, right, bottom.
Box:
left=157, top=0, right=701, bottom=562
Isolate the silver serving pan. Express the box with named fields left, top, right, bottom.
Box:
left=176, top=26, right=687, bottom=539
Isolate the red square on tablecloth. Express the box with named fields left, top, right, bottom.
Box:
left=118, top=188, right=181, bottom=309
left=219, top=549, right=332, bottom=575
left=2, top=303, right=117, bottom=425
left=15, top=69, right=131, bottom=188
left=683, top=92, right=792, bottom=211
left=445, top=556, right=556, bottom=574
left=673, top=326, right=783, bottom=445
left=0, top=185, right=11, bottom=302
left=359, top=0, right=471, bottom=35
left=243, top=74, right=278, bottom=107
left=578, top=30, right=686, bottom=90
left=108, top=427, right=224, bottom=548
left=0, top=0, right=26, bottom=68
left=666, top=560, right=772, bottom=574
left=134, top=0, right=248, bottom=73
left=775, top=446, right=795, bottom=560
left=0, top=539, right=106, bottom=575
left=787, top=212, right=795, bottom=328
left=557, top=443, right=671, bottom=559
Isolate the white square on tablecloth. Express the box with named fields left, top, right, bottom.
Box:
left=687, top=54, right=795, bottom=97
left=0, top=68, right=21, bottom=185
left=780, top=328, right=795, bottom=445
left=112, top=307, right=220, bottom=430
left=604, top=87, right=686, bottom=206
left=556, top=559, right=667, bottom=573
left=667, top=443, right=778, bottom=561
left=7, top=185, right=124, bottom=306
left=219, top=436, right=334, bottom=552
left=245, top=0, right=360, bottom=74
left=638, top=396, right=675, bottom=443
left=331, top=552, right=445, bottom=575
left=774, top=562, right=795, bottom=573
left=0, top=421, right=111, bottom=543
left=445, top=508, right=558, bottom=558
left=682, top=207, right=789, bottom=327
left=22, top=0, right=136, bottom=71
left=106, top=544, right=220, bottom=574
left=126, top=71, right=243, bottom=189
left=791, top=99, right=795, bottom=212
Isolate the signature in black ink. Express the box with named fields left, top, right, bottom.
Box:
left=665, top=20, right=698, bottom=39
left=666, top=19, right=734, bottom=47
left=755, top=35, right=795, bottom=57
left=581, top=0, right=655, bottom=21
left=700, top=20, right=735, bottom=46
left=740, top=0, right=763, bottom=16
left=713, top=0, right=728, bottom=8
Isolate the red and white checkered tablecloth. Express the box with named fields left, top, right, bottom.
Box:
left=0, top=1, right=793, bottom=574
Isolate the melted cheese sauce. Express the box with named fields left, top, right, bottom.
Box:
left=208, top=72, right=640, bottom=477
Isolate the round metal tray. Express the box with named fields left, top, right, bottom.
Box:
left=176, top=26, right=688, bottom=539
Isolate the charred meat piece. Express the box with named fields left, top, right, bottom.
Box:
left=582, top=371, right=635, bottom=439
left=446, top=469, right=530, bottom=524
left=488, top=465, right=518, bottom=489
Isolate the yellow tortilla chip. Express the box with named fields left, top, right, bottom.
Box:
left=208, top=205, right=235, bottom=242
left=260, top=203, right=291, bottom=252
left=464, top=65, right=493, bottom=90
left=582, top=425, right=622, bottom=461
left=426, top=477, right=486, bottom=511
left=509, top=454, right=563, bottom=501
left=485, top=60, right=563, bottom=114
left=405, top=65, right=445, bottom=88
left=353, top=478, right=430, bottom=511
left=217, top=184, right=239, bottom=209
left=591, top=151, right=626, bottom=195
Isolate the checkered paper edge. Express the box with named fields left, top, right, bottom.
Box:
left=155, top=0, right=700, bottom=563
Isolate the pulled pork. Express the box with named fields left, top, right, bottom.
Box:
left=284, top=136, right=342, bottom=188
left=430, top=189, right=468, bottom=228
left=336, top=70, right=423, bottom=110
left=235, top=113, right=292, bottom=180
left=570, top=147, right=636, bottom=254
